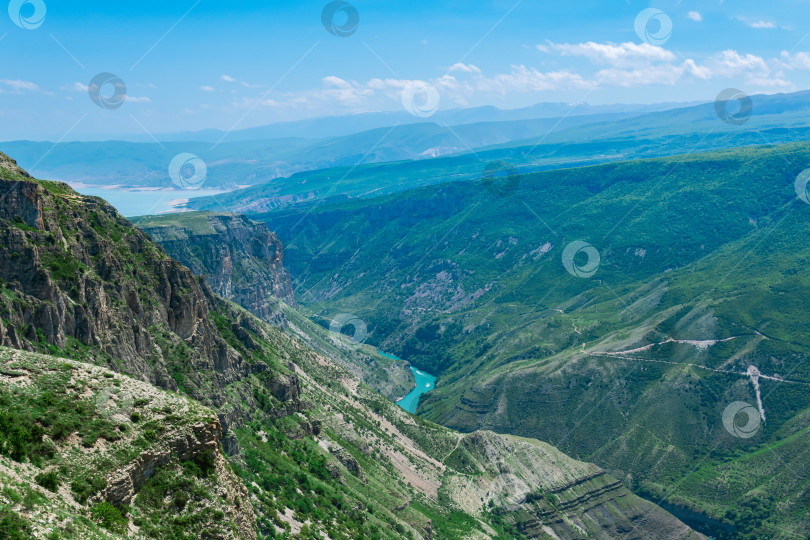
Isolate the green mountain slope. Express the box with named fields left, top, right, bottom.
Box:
left=0, top=348, right=254, bottom=539
left=0, top=152, right=702, bottom=538
left=240, top=141, right=810, bottom=538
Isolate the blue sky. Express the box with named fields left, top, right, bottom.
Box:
left=1, top=0, right=809, bottom=140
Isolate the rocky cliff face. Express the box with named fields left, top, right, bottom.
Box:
left=135, top=212, right=297, bottom=320
left=0, top=156, right=303, bottom=440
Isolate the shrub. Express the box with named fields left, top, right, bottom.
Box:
left=90, top=501, right=128, bottom=533
left=172, top=491, right=189, bottom=510
left=183, top=449, right=216, bottom=478
left=35, top=471, right=60, bottom=492
left=70, top=475, right=107, bottom=504
left=1, top=487, right=21, bottom=504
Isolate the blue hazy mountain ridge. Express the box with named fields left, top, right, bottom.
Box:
left=6, top=90, right=810, bottom=201
left=176, top=89, right=810, bottom=214
left=56, top=100, right=703, bottom=143
left=0, top=111, right=650, bottom=190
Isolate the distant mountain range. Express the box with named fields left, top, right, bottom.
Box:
left=0, top=99, right=708, bottom=191
left=181, top=89, right=810, bottom=214
left=158, top=100, right=706, bottom=143
left=6, top=91, right=810, bottom=199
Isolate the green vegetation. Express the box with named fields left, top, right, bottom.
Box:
left=0, top=505, right=32, bottom=539
left=41, top=252, right=87, bottom=282
left=245, top=140, right=810, bottom=538
left=0, top=349, right=240, bottom=539
left=0, top=371, right=120, bottom=465
left=0, top=152, right=717, bottom=539
left=91, top=501, right=129, bottom=533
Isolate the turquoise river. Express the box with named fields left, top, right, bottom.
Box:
left=377, top=351, right=436, bottom=414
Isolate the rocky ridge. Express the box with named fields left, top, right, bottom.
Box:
left=134, top=212, right=297, bottom=315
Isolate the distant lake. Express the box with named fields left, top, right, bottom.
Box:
left=72, top=186, right=227, bottom=218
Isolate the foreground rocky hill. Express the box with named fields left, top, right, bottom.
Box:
left=0, top=348, right=253, bottom=539
left=0, top=152, right=701, bottom=538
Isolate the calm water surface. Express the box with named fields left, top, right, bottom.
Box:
left=378, top=351, right=437, bottom=414
left=73, top=186, right=227, bottom=217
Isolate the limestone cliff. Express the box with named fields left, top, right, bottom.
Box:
left=134, top=212, right=297, bottom=318
left=0, top=156, right=304, bottom=441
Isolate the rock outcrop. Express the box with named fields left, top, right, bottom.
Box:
left=0, top=348, right=256, bottom=540
left=136, top=213, right=297, bottom=323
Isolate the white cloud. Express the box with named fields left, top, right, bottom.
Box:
left=200, top=85, right=215, bottom=92
left=781, top=51, right=810, bottom=70
left=214, top=43, right=802, bottom=114
left=0, top=79, right=41, bottom=94
left=749, top=20, right=776, bottom=29
left=124, top=96, right=151, bottom=103
left=688, top=11, right=702, bottom=22
left=746, top=77, right=793, bottom=90
left=448, top=63, right=482, bottom=74
left=595, top=59, right=711, bottom=87
left=487, top=66, right=592, bottom=92
left=220, top=74, right=236, bottom=82
left=545, top=41, right=676, bottom=67
left=705, top=49, right=769, bottom=78
left=65, top=82, right=89, bottom=92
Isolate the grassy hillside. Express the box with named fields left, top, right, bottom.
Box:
left=245, top=141, right=810, bottom=538
left=0, top=348, right=253, bottom=539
